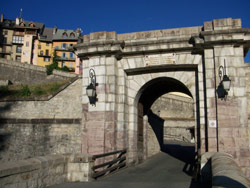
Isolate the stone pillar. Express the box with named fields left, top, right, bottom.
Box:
left=202, top=18, right=250, bottom=176
left=76, top=32, right=125, bottom=155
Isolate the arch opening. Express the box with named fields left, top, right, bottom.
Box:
left=136, top=77, right=196, bottom=167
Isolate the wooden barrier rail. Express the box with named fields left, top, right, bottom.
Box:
left=92, top=149, right=127, bottom=179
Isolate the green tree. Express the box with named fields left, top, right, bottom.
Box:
left=46, top=51, right=59, bottom=75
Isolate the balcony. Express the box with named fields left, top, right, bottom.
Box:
left=0, top=50, right=12, bottom=55
left=38, top=51, right=51, bottom=57
left=38, top=53, right=51, bottom=57
left=54, top=47, right=71, bottom=52
left=0, top=42, right=13, bottom=46
left=55, top=57, right=75, bottom=61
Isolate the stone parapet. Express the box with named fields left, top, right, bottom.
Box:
left=0, top=153, right=94, bottom=188
left=201, top=152, right=250, bottom=188
left=0, top=58, right=76, bottom=85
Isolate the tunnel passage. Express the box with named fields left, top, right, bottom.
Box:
left=136, top=77, right=194, bottom=161
left=138, top=77, right=193, bottom=115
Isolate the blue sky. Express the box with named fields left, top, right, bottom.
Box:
left=2, top=0, right=250, bottom=61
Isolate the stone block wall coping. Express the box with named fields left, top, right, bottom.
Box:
left=201, top=152, right=250, bottom=188
left=74, top=40, right=125, bottom=48
left=0, top=154, right=65, bottom=178
left=64, top=153, right=94, bottom=163
left=0, top=153, right=95, bottom=187
left=0, top=80, right=11, bottom=86
left=0, top=58, right=77, bottom=79
left=201, top=28, right=250, bottom=36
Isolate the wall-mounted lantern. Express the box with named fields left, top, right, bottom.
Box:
left=217, top=60, right=231, bottom=100
left=86, top=68, right=98, bottom=106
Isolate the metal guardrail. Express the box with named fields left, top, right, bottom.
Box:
left=92, top=149, right=127, bottom=179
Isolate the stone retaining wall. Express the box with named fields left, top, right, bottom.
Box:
left=0, top=79, right=83, bottom=162
left=151, top=93, right=195, bottom=142
left=0, top=58, right=76, bottom=85
left=0, top=153, right=93, bottom=188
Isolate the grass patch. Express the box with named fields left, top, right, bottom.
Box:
left=0, top=80, right=69, bottom=100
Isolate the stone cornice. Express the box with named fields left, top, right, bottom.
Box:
left=74, top=24, right=250, bottom=59
left=74, top=40, right=124, bottom=59
left=200, top=28, right=250, bottom=36
left=191, top=28, right=250, bottom=49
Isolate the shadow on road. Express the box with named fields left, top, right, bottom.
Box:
left=147, top=110, right=210, bottom=188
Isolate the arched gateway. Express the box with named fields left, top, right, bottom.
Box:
left=74, top=18, right=250, bottom=171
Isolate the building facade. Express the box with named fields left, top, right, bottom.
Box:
left=0, top=14, right=15, bottom=60
left=52, top=27, right=81, bottom=70
left=34, top=28, right=53, bottom=67
left=0, top=13, right=82, bottom=74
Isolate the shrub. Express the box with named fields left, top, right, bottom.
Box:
left=20, top=85, right=31, bottom=96
left=60, top=66, right=70, bottom=72
left=46, top=65, right=54, bottom=75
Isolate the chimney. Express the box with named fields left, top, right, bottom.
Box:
left=0, top=14, right=3, bottom=22
left=53, top=25, right=58, bottom=34
left=16, top=17, right=20, bottom=25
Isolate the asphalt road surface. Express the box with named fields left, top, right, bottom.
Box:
left=49, top=141, right=209, bottom=188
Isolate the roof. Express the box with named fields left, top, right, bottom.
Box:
left=14, top=18, right=45, bottom=34
left=40, top=27, right=53, bottom=42
left=23, top=20, right=44, bottom=30
left=0, top=19, right=16, bottom=29
left=53, top=29, right=80, bottom=41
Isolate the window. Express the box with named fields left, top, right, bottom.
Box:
left=70, top=52, right=74, bottom=58
left=40, top=50, right=44, bottom=55
left=20, top=22, right=25, bottom=26
left=13, top=36, right=24, bottom=44
left=55, top=46, right=59, bottom=49
left=3, top=46, right=6, bottom=53
left=70, top=33, right=75, bottom=38
left=44, top=57, right=50, bottom=62
left=3, top=37, right=7, bottom=43
left=69, top=62, right=73, bottom=68
left=29, top=23, right=35, bottom=27
left=38, top=45, right=41, bottom=49
left=46, top=42, right=49, bottom=46
left=26, top=42, right=29, bottom=47
left=16, top=46, right=22, bottom=53
left=62, top=61, right=65, bottom=67
left=61, top=43, right=67, bottom=49
left=4, top=30, right=8, bottom=35
left=62, top=32, right=68, bottom=38
left=16, top=56, right=21, bottom=61
left=62, top=52, right=66, bottom=58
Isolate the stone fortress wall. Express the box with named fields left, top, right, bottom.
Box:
left=151, top=93, right=195, bottom=143
left=0, top=58, right=82, bottom=162
left=0, top=58, right=75, bottom=85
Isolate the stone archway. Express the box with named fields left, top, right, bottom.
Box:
left=75, top=17, right=250, bottom=176
left=131, top=75, right=198, bottom=163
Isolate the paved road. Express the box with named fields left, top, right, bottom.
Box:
left=49, top=141, right=208, bottom=188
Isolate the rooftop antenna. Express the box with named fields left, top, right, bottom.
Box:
left=20, top=8, right=23, bottom=18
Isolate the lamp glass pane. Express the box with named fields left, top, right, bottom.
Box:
left=222, top=80, right=231, bottom=91
left=86, top=88, right=95, bottom=97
